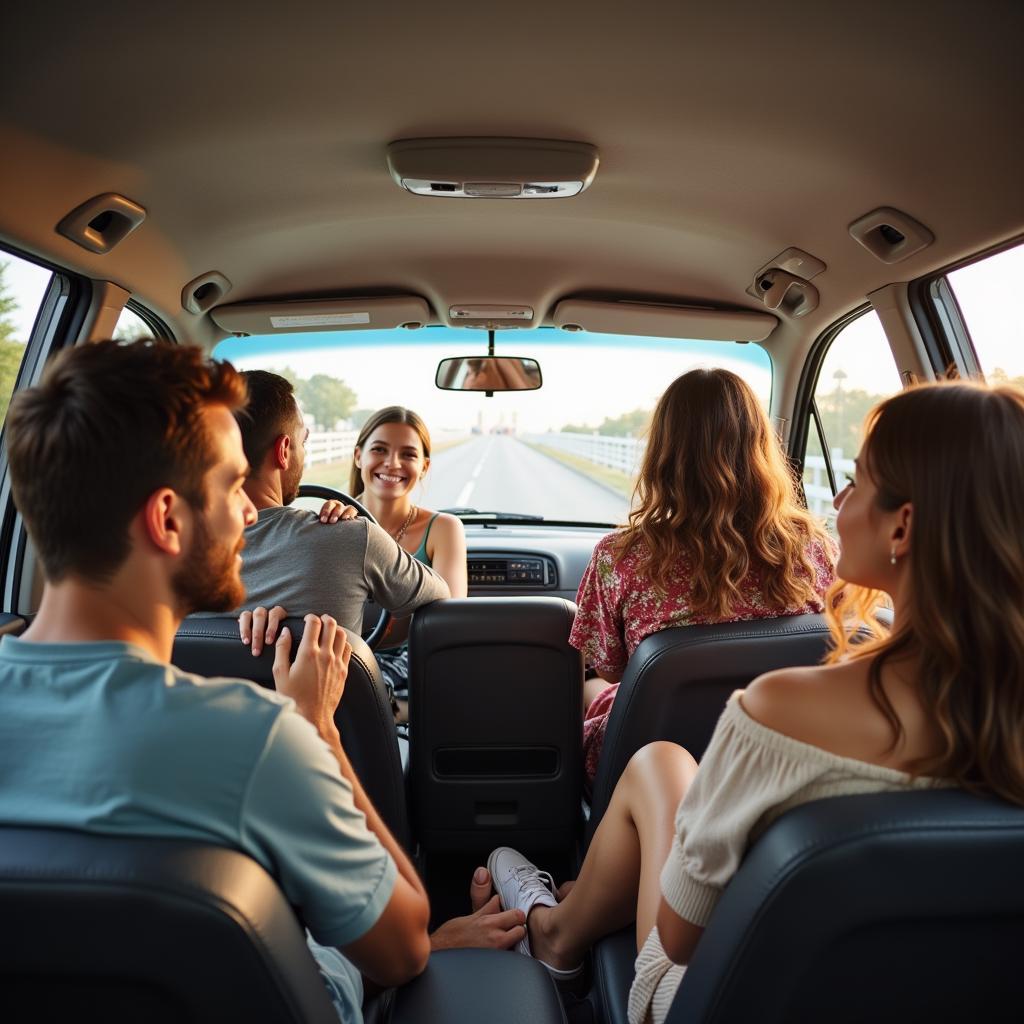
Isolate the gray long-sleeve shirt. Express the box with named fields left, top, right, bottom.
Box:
left=229, top=507, right=449, bottom=634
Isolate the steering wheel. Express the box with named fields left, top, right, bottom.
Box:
left=297, top=483, right=392, bottom=650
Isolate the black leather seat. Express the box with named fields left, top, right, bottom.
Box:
left=586, top=614, right=831, bottom=847
left=408, top=597, right=582, bottom=851
left=0, top=826, right=339, bottom=1022
left=173, top=616, right=408, bottom=848
left=0, top=825, right=567, bottom=1024
left=592, top=788, right=1024, bottom=1024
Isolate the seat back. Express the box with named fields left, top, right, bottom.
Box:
left=408, top=597, right=582, bottom=851
left=668, top=789, right=1024, bottom=1022
left=586, top=614, right=831, bottom=847
left=0, top=826, right=338, bottom=1023
left=173, top=616, right=408, bottom=848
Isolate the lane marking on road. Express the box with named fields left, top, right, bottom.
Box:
left=454, top=438, right=492, bottom=507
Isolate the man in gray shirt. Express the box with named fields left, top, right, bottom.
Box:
left=220, top=370, right=526, bottom=955
left=230, top=371, right=449, bottom=633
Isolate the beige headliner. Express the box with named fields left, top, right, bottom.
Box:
left=2, top=1, right=1023, bottom=363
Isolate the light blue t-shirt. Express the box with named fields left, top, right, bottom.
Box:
left=0, top=636, right=398, bottom=1022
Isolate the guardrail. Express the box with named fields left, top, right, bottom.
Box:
left=305, top=428, right=470, bottom=466
left=306, top=430, right=359, bottom=465
left=529, top=432, right=851, bottom=523
left=803, top=452, right=853, bottom=521
left=527, top=432, right=645, bottom=475
left=312, top=423, right=849, bottom=523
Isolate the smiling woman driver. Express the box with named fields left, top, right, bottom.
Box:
left=350, top=406, right=468, bottom=694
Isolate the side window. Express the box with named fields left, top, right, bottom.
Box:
left=113, top=305, right=154, bottom=342
left=947, top=241, right=1024, bottom=383
left=803, top=310, right=902, bottom=528
left=0, top=251, right=52, bottom=427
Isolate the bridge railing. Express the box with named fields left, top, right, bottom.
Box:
left=306, top=430, right=359, bottom=465
left=526, top=431, right=645, bottom=475
left=306, top=427, right=470, bottom=466
left=803, top=452, right=853, bottom=522
left=529, top=432, right=851, bottom=524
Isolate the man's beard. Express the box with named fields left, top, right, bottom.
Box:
left=282, top=460, right=302, bottom=507
left=172, top=509, right=246, bottom=615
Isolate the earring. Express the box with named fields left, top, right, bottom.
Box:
left=890, top=546, right=897, bottom=566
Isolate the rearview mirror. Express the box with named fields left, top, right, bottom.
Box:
left=435, top=356, right=543, bottom=392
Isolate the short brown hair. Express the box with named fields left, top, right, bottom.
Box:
left=6, top=339, right=247, bottom=583
left=236, top=370, right=301, bottom=471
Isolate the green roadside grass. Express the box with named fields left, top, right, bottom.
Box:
left=524, top=442, right=635, bottom=500
left=302, top=459, right=353, bottom=489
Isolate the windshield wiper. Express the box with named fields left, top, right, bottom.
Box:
left=443, top=508, right=620, bottom=528
left=442, top=508, right=544, bottom=522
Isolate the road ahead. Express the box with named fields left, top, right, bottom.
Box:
left=422, top=435, right=629, bottom=524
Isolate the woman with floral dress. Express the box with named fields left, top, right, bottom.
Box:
left=570, top=368, right=835, bottom=787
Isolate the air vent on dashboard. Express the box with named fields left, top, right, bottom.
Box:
left=468, top=556, right=556, bottom=588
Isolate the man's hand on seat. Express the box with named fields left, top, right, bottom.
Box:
left=239, top=605, right=289, bottom=656
left=429, top=867, right=527, bottom=951
left=318, top=499, right=359, bottom=524
left=273, top=614, right=351, bottom=739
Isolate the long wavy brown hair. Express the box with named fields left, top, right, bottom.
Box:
left=614, top=368, right=829, bottom=617
left=827, top=381, right=1024, bottom=804
left=349, top=406, right=432, bottom=496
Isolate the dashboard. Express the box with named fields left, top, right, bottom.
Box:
left=463, top=523, right=610, bottom=602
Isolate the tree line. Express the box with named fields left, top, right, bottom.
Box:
left=561, top=407, right=650, bottom=438
left=0, top=263, right=27, bottom=422
left=273, top=366, right=366, bottom=431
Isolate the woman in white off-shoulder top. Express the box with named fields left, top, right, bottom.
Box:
left=486, top=381, right=1024, bottom=1024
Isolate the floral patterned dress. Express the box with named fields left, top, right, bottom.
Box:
left=569, top=531, right=836, bottom=786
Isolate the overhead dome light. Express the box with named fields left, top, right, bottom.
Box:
left=387, top=138, right=599, bottom=199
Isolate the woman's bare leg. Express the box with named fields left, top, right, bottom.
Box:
left=527, top=741, right=698, bottom=969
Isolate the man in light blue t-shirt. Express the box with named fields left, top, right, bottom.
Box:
left=0, top=340, right=435, bottom=1022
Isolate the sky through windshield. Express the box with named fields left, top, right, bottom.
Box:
left=215, top=328, right=772, bottom=434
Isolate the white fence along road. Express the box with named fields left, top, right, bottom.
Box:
left=305, top=428, right=468, bottom=466
left=528, top=432, right=850, bottom=522
left=526, top=432, right=644, bottom=476
left=305, top=428, right=850, bottom=525
left=306, top=429, right=359, bottom=465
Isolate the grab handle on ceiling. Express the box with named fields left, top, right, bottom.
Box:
left=848, top=207, right=934, bottom=264
left=56, top=193, right=146, bottom=255
left=753, top=269, right=819, bottom=318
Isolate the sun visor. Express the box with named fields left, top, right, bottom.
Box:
left=551, top=299, right=777, bottom=342
left=210, top=296, right=432, bottom=336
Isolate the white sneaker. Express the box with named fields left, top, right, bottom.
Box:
left=487, top=846, right=585, bottom=981
left=487, top=846, right=559, bottom=958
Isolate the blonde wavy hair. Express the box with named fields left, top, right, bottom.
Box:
left=349, top=406, right=431, bottom=497
left=827, top=381, right=1024, bottom=804
left=614, top=368, right=829, bottom=618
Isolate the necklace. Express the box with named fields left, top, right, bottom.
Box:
left=392, top=505, right=417, bottom=545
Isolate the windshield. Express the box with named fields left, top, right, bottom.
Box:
left=215, top=327, right=772, bottom=526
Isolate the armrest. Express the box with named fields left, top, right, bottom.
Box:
left=391, top=948, right=567, bottom=1024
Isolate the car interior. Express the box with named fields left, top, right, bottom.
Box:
left=2, top=2, right=1024, bottom=1021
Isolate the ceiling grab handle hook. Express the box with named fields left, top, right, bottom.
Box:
left=756, top=269, right=819, bottom=318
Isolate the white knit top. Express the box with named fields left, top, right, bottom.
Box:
left=627, top=690, right=946, bottom=1024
